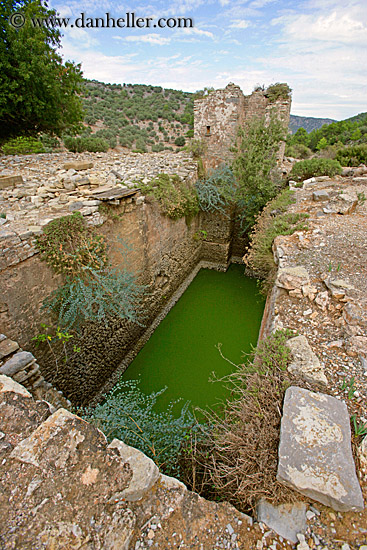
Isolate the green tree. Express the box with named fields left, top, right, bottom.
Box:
left=232, top=115, right=286, bottom=231
left=0, top=0, right=84, bottom=140
left=316, top=137, right=328, bottom=150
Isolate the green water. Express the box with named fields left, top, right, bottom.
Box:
left=121, top=264, right=265, bottom=414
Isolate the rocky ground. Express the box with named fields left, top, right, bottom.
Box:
left=0, top=150, right=197, bottom=235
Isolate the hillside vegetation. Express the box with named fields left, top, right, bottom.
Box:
left=79, top=80, right=194, bottom=153
left=289, top=115, right=336, bottom=134
left=287, top=111, right=367, bottom=165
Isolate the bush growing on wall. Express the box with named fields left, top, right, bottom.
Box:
left=36, top=212, right=144, bottom=331
left=195, top=164, right=236, bottom=215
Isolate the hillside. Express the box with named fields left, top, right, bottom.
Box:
left=81, top=80, right=194, bottom=153
left=289, top=115, right=336, bottom=134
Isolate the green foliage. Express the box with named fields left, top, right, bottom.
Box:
left=0, top=0, right=84, bottom=140
left=264, top=83, right=292, bottom=103
left=43, top=266, right=144, bottom=331
left=175, top=136, right=186, bottom=147
left=39, top=133, right=61, bottom=152
left=244, top=189, right=309, bottom=293
left=36, top=213, right=143, bottom=331
left=32, top=323, right=79, bottom=372
left=232, top=115, right=286, bottom=231
left=83, top=379, right=198, bottom=476
left=285, top=143, right=312, bottom=159
left=63, top=135, right=109, bottom=153
left=340, top=376, right=357, bottom=399
left=336, top=144, right=367, bottom=166
left=351, top=415, right=367, bottom=437
left=289, top=158, right=342, bottom=180
left=288, top=112, right=367, bottom=153
left=251, top=329, right=294, bottom=374
left=195, top=165, right=236, bottom=215
left=186, top=138, right=207, bottom=159
left=81, top=79, right=194, bottom=152
left=316, top=137, right=328, bottom=151
left=1, top=136, right=45, bottom=154
left=35, top=212, right=107, bottom=276
left=138, top=173, right=199, bottom=221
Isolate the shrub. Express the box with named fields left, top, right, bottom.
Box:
left=174, top=136, right=186, bottom=147
left=39, top=133, right=62, bottom=152
left=186, top=138, right=207, bottom=159
left=289, top=158, right=342, bottom=181
left=179, top=329, right=299, bottom=513
left=83, top=379, right=199, bottom=476
left=36, top=213, right=144, bottom=331
left=1, top=136, right=45, bottom=155
left=195, top=164, right=236, bottom=215
left=138, top=173, right=199, bottom=221
left=232, top=115, right=286, bottom=231
left=63, top=135, right=109, bottom=153
left=285, top=143, right=312, bottom=159
left=265, top=83, right=292, bottom=103
left=336, top=144, right=367, bottom=166
left=244, top=189, right=309, bottom=293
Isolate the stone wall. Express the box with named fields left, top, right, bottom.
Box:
left=194, top=83, right=291, bottom=172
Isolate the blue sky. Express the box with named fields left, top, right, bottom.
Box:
left=50, top=0, right=367, bottom=120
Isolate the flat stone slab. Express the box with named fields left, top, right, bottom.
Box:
left=63, top=161, right=93, bottom=171
left=90, top=187, right=139, bottom=201
left=256, top=499, right=307, bottom=543
left=0, top=351, right=35, bottom=376
left=0, top=175, right=23, bottom=189
left=277, top=386, right=364, bottom=512
left=0, top=338, right=19, bottom=360
left=276, top=267, right=310, bottom=291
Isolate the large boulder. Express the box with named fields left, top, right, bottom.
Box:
left=277, top=387, right=364, bottom=512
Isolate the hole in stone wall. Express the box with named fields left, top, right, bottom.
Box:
left=206, top=126, right=211, bottom=135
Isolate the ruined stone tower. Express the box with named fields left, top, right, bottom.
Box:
left=194, top=82, right=291, bottom=172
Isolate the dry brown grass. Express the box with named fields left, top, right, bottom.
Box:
left=179, top=330, right=311, bottom=514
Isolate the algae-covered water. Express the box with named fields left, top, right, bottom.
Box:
left=121, top=264, right=265, bottom=414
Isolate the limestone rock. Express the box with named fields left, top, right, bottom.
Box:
left=324, top=191, right=358, bottom=215
left=256, top=499, right=307, bottom=543
left=324, top=278, right=355, bottom=300
left=315, top=290, right=329, bottom=311
left=0, top=351, right=35, bottom=376
left=63, top=161, right=93, bottom=171
left=0, top=373, right=31, bottom=398
left=286, top=335, right=328, bottom=386
left=276, top=267, right=310, bottom=291
left=343, top=302, right=367, bottom=328
left=0, top=338, right=19, bottom=359
left=313, top=190, right=330, bottom=202
left=277, top=387, right=364, bottom=512
left=108, top=438, right=159, bottom=502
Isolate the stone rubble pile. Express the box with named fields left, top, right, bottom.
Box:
left=0, top=150, right=198, bottom=272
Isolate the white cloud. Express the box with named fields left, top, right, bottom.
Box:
left=124, top=33, right=171, bottom=45
left=229, top=19, right=250, bottom=29
left=179, top=27, right=215, bottom=39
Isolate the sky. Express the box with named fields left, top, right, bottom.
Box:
left=50, top=0, right=367, bottom=120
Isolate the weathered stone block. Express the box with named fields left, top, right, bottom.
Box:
left=0, top=338, right=19, bottom=359
left=286, top=335, right=328, bottom=386
left=277, top=387, right=364, bottom=512
left=313, top=190, right=330, bottom=202
left=256, top=499, right=307, bottom=543
left=0, top=351, right=35, bottom=376
left=63, top=161, right=93, bottom=171
left=276, top=266, right=310, bottom=290
left=0, top=175, right=23, bottom=189
left=108, top=438, right=159, bottom=501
